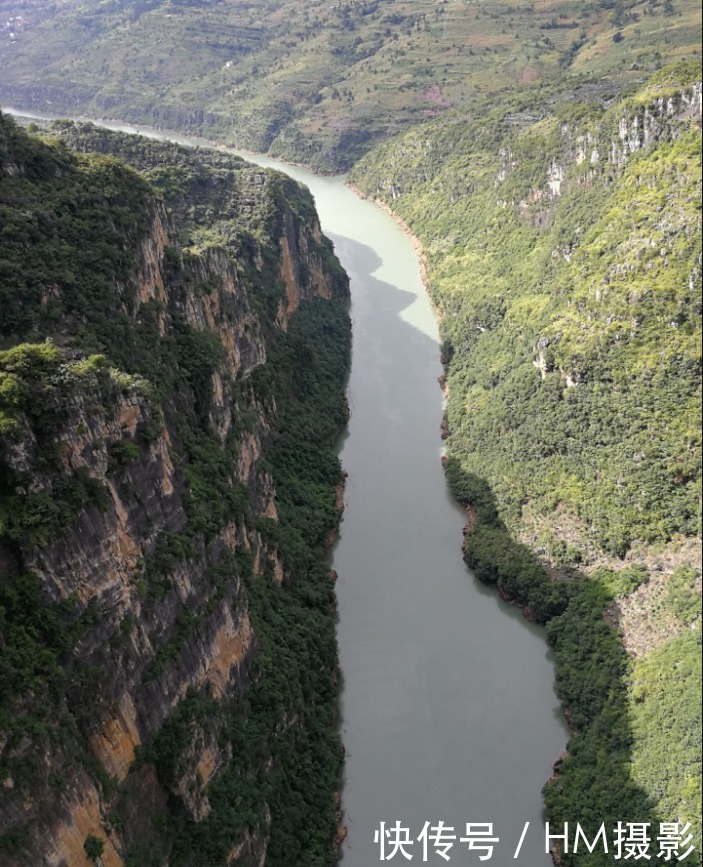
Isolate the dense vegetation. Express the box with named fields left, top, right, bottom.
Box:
left=0, top=116, right=152, bottom=355
left=129, top=298, right=351, bottom=867
left=151, top=301, right=351, bottom=867
left=1, top=0, right=701, bottom=860
left=0, top=113, right=351, bottom=864
left=1, top=0, right=701, bottom=169
left=352, top=62, right=702, bottom=864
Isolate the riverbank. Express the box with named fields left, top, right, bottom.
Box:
left=346, top=144, right=662, bottom=833
left=3, top=105, right=343, bottom=174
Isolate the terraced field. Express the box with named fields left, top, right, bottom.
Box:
left=1, top=0, right=701, bottom=167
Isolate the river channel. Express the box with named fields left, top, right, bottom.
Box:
left=6, top=108, right=569, bottom=867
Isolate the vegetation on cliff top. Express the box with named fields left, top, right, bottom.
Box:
left=352, top=62, right=702, bottom=864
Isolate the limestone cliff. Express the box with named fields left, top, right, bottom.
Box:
left=0, top=114, right=350, bottom=866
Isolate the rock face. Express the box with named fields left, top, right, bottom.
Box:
left=0, top=115, right=350, bottom=866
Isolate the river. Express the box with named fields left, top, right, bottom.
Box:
left=5, top=108, right=569, bottom=866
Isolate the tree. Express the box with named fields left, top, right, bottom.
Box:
left=83, top=836, right=105, bottom=862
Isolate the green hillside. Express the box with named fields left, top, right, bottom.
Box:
left=0, top=0, right=701, bottom=169
left=350, top=61, right=702, bottom=864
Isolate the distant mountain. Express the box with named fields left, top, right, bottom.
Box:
left=0, top=0, right=700, bottom=169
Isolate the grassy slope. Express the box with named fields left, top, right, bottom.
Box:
left=0, top=0, right=700, bottom=168
left=350, top=62, right=702, bottom=863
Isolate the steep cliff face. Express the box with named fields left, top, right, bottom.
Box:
left=0, top=114, right=350, bottom=866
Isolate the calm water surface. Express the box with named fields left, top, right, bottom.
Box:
left=6, top=109, right=569, bottom=866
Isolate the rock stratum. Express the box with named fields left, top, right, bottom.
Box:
left=0, top=113, right=350, bottom=867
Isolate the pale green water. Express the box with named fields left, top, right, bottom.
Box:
left=6, top=109, right=568, bottom=866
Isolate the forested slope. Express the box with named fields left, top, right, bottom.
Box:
left=350, top=62, right=702, bottom=864
left=0, top=113, right=350, bottom=866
